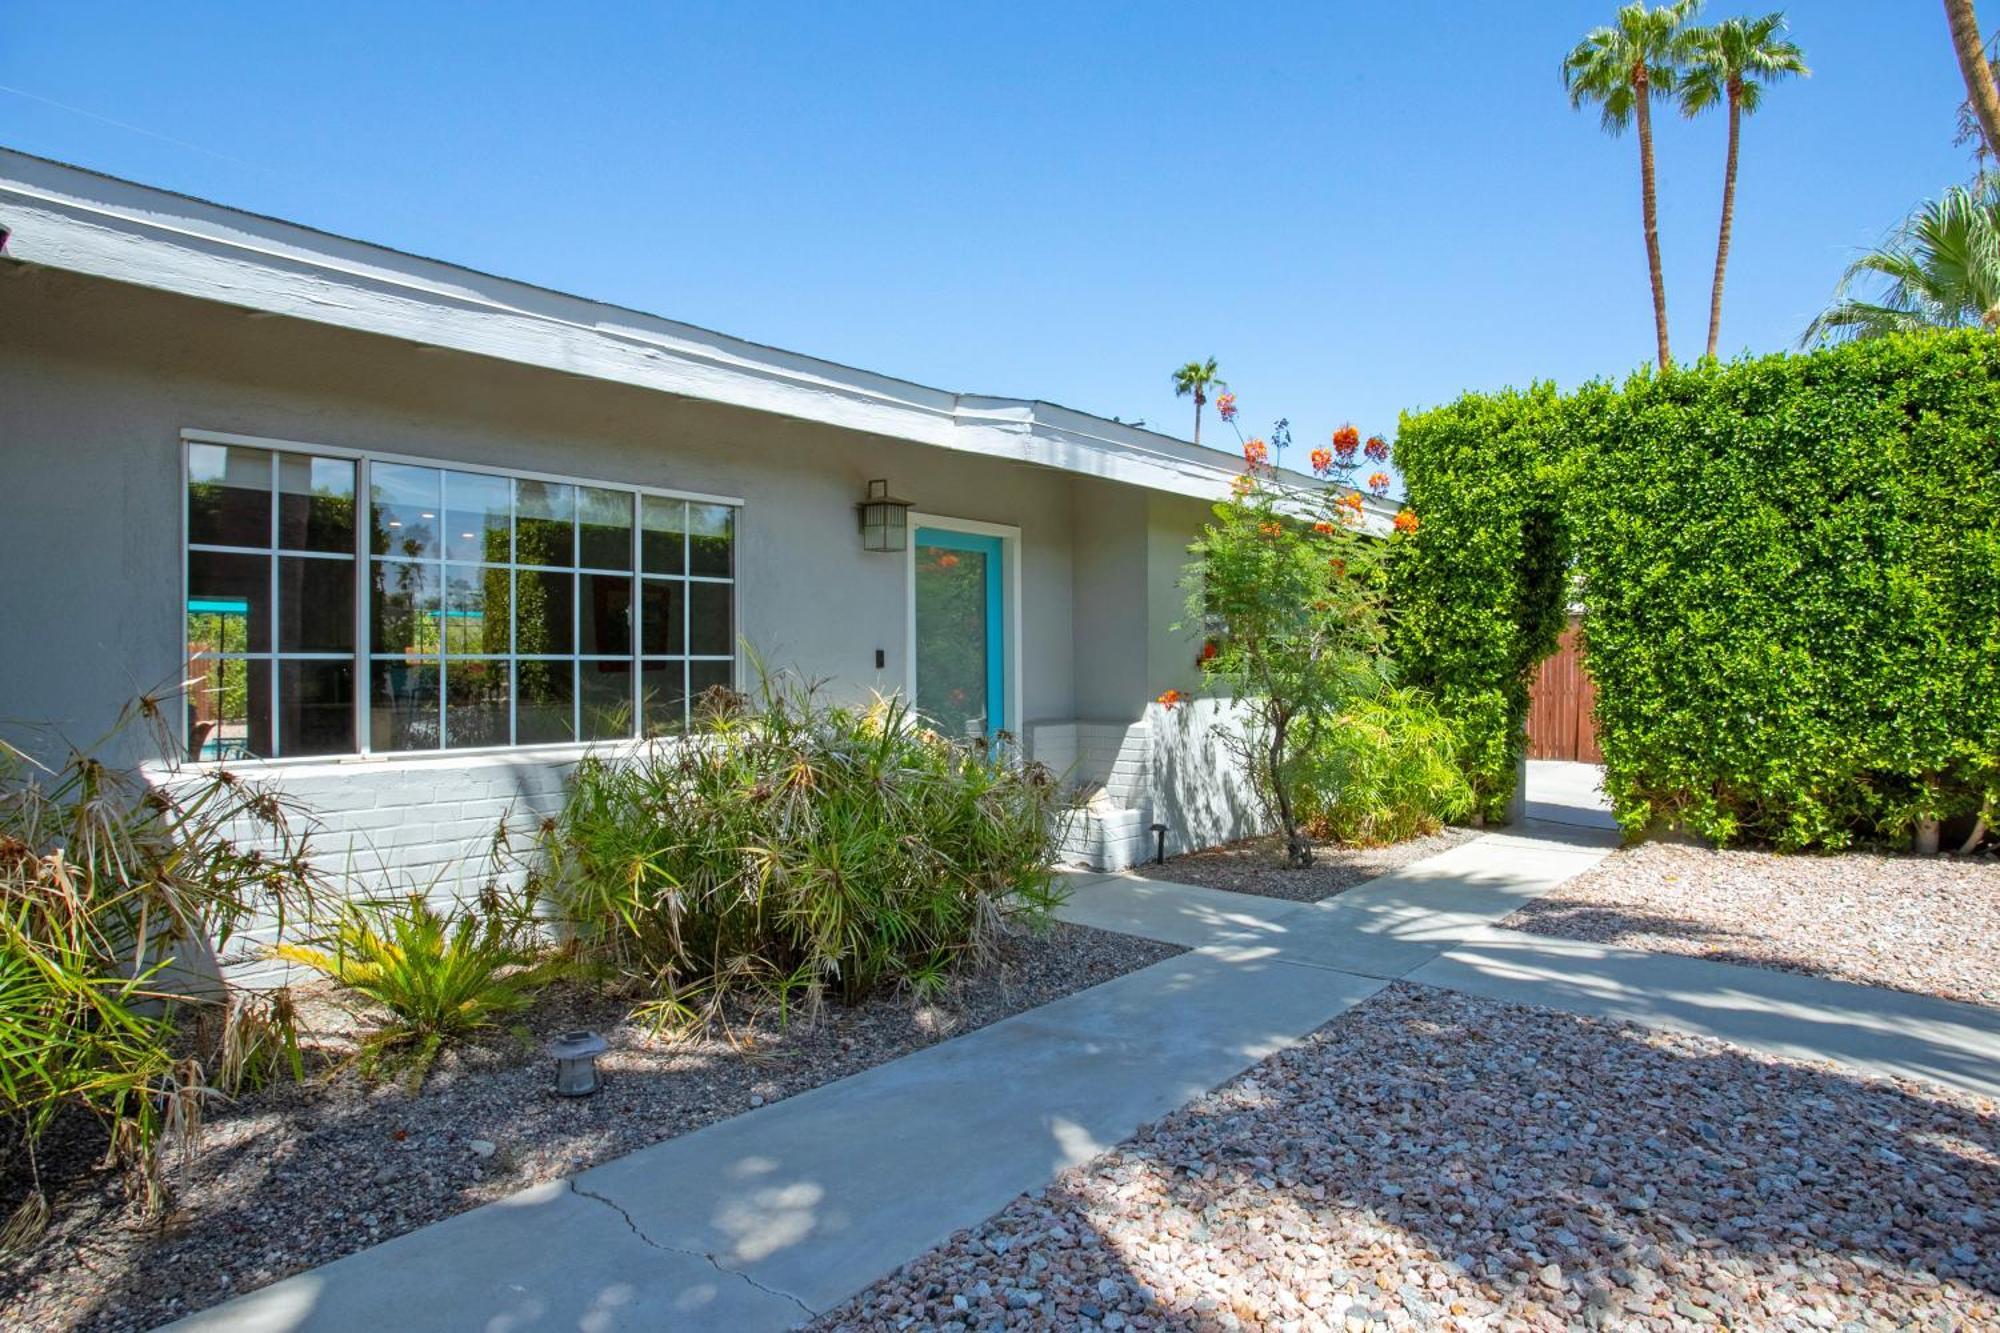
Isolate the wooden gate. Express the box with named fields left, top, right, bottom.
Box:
left=1527, top=618, right=1601, bottom=762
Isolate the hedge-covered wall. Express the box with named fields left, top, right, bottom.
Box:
left=1390, top=332, right=2000, bottom=847
left=1388, top=384, right=1572, bottom=823
left=1569, top=333, right=2000, bottom=847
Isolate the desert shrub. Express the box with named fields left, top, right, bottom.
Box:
left=1567, top=333, right=2000, bottom=847
left=272, top=887, right=559, bottom=1092
left=532, top=678, right=1070, bottom=1030
left=1296, top=687, right=1475, bottom=846
left=1387, top=384, right=1573, bottom=821
left=0, top=698, right=320, bottom=1239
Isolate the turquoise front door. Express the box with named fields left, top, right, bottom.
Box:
left=913, top=528, right=1005, bottom=738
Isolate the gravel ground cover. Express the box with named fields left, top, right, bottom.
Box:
left=0, top=922, right=1181, bottom=1333
left=814, top=983, right=2000, bottom=1332
left=1154, top=827, right=1481, bottom=903
left=1505, top=840, right=2000, bottom=1008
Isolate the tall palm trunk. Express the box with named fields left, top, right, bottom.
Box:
left=1705, top=83, right=1742, bottom=360
left=1946, top=0, right=2000, bottom=161
left=1634, top=68, right=1672, bottom=370
left=1193, top=397, right=1203, bottom=447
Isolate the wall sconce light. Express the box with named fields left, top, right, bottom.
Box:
left=857, top=479, right=914, bottom=552
left=547, top=1029, right=608, bottom=1096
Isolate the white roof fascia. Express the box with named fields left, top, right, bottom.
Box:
left=0, top=148, right=1400, bottom=524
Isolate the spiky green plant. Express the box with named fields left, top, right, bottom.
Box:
left=532, top=675, right=1071, bottom=1032
left=273, top=891, right=559, bottom=1092
left=1, top=693, right=321, bottom=1243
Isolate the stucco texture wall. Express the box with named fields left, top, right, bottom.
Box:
left=0, top=265, right=1081, bottom=758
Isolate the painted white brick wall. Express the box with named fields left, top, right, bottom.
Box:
left=146, top=744, right=637, bottom=982
left=1031, top=702, right=1267, bottom=872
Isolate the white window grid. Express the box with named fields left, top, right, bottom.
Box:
left=181, top=431, right=741, bottom=760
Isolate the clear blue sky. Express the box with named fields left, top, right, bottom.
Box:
left=0, top=2, right=1970, bottom=466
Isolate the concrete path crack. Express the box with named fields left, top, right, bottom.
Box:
left=569, top=1180, right=819, bottom=1322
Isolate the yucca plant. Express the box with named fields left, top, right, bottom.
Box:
left=1, top=693, right=321, bottom=1243
left=531, top=674, right=1070, bottom=1034
left=273, top=890, right=561, bottom=1092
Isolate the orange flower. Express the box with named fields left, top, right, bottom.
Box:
left=1309, top=446, right=1333, bottom=474
left=1367, top=471, right=1391, bottom=494
left=937, top=552, right=960, bottom=569
left=1328, top=557, right=1347, bottom=576
left=1393, top=509, right=1420, bottom=534
left=1200, top=640, right=1219, bottom=661
left=1312, top=520, right=1335, bottom=535
left=1332, top=424, right=1361, bottom=455
left=1258, top=521, right=1284, bottom=538
left=1243, top=438, right=1269, bottom=469
left=1215, top=391, right=1238, bottom=423
left=1230, top=473, right=1256, bottom=497
left=1337, top=492, right=1364, bottom=512
left=1156, top=688, right=1185, bottom=710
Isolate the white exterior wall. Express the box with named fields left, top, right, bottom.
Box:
left=0, top=263, right=1272, bottom=896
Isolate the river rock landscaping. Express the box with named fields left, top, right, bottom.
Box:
left=0, top=921, right=1179, bottom=1333
left=813, top=982, right=2000, bottom=1332
left=1153, top=827, right=1481, bottom=903
left=1505, top=840, right=2000, bottom=1008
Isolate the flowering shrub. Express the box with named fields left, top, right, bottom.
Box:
left=1182, top=459, right=1393, bottom=866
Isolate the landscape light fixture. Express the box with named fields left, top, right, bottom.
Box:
left=547, top=1029, right=609, bottom=1096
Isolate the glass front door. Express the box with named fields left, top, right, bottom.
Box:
left=913, top=527, right=1005, bottom=739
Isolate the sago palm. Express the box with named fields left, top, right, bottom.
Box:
left=1564, top=1, right=1703, bottom=371
left=1803, top=185, right=2000, bottom=342
left=1680, top=13, right=1808, bottom=359
left=1171, top=357, right=1225, bottom=447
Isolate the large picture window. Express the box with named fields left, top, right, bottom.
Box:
left=184, top=438, right=736, bottom=760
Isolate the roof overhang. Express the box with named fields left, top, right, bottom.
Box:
left=0, top=148, right=1398, bottom=529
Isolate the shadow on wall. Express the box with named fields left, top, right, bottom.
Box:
left=1149, top=697, right=1266, bottom=857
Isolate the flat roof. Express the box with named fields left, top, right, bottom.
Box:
left=0, top=147, right=1395, bottom=524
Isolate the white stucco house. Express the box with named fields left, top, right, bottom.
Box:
left=0, top=148, right=1397, bottom=889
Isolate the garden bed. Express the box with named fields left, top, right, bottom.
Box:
left=813, top=982, right=2000, bottom=1331
left=1152, top=825, right=1480, bottom=902
left=0, top=921, right=1181, bottom=1333
left=1504, top=840, right=2000, bottom=1007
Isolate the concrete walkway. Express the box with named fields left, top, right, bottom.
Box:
left=1409, top=927, right=2000, bottom=1100
left=1524, top=758, right=1618, bottom=830
left=163, top=826, right=1608, bottom=1333
left=160, top=821, right=2000, bottom=1331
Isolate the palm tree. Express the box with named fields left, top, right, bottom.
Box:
left=1803, top=185, right=2000, bottom=343
left=1171, top=358, right=1225, bottom=446
left=1680, top=14, right=1808, bottom=360
left=1946, top=0, right=2000, bottom=162
left=1564, top=1, right=1703, bottom=371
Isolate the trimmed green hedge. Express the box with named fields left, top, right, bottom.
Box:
left=1390, top=332, right=2000, bottom=847
left=1388, top=384, right=1572, bottom=822
left=1569, top=334, right=2000, bottom=847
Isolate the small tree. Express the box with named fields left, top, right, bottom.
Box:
left=1182, top=430, right=1398, bottom=867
